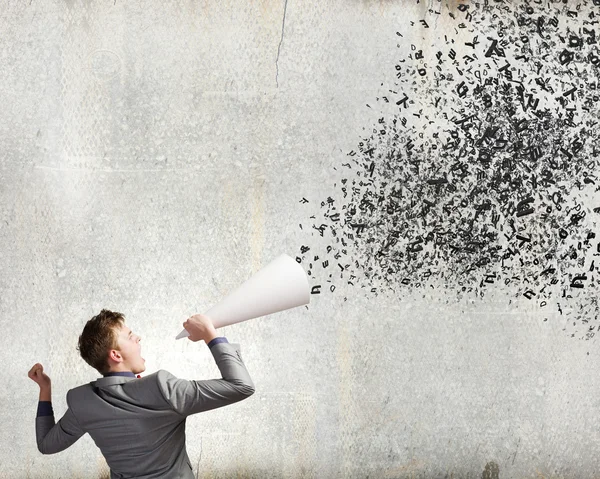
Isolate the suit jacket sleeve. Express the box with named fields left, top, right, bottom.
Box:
left=158, top=341, right=255, bottom=417
left=36, top=391, right=86, bottom=454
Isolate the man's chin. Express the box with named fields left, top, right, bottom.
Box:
left=134, top=362, right=146, bottom=375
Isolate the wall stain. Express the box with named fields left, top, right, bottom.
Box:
left=482, top=461, right=500, bottom=479
left=251, top=177, right=266, bottom=273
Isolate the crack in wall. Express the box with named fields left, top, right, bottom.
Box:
left=275, top=0, right=289, bottom=88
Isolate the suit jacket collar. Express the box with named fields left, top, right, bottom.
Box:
left=92, top=371, right=137, bottom=388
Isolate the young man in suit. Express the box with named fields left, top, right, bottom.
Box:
left=28, top=309, right=255, bottom=478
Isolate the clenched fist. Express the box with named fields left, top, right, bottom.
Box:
left=28, top=363, right=51, bottom=389
left=183, top=314, right=218, bottom=343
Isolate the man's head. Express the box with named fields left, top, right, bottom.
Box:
left=77, top=309, right=146, bottom=376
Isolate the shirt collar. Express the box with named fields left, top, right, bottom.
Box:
left=103, top=371, right=137, bottom=378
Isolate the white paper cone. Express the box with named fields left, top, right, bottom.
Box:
left=176, top=254, right=310, bottom=339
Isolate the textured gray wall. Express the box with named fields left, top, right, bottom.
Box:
left=4, top=1, right=600, bottom=478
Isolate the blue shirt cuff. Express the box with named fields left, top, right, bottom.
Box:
left=207, top=337, right=228, bottom=349
left=37, top=401, right=54, bottom=417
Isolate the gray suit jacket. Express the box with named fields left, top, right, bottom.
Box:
left=36, top=342, right=255, bottom=478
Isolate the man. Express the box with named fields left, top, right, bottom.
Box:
left=28, top=309, right=255, bottom=478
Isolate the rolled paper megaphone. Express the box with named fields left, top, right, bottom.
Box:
left=175, top=253, right=310, bottom=339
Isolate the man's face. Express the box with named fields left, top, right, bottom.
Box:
left=109, top=323, right=146, bottom=374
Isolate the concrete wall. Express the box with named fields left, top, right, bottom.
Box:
left=3, top=0, right=600, bottom=477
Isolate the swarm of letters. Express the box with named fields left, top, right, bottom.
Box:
left=300, top=0, right=600, bottom=339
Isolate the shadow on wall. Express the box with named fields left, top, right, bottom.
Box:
left=24, top=462, right=502, bottom=479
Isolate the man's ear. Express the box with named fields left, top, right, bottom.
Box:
left=109, top=349, right=122, bottom=362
